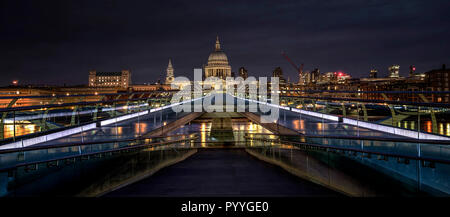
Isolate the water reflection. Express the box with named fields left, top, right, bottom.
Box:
left=3, top=121, right=40, bottom=139
left=135, top=123, right=147, bottom=135
left=116, top=127, right=123, bottom=135
left=232, top=122, right=272, bottom=135
left=199, top=122, right=213, bottom=147
left=167, top=120, right=272, bottom=147
left=426, top=121, right=432, bottom=133
left=292, top=120, right=299, bottom=130
left=397, top=120, right=450, bottom=136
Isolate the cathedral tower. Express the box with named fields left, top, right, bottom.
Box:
left=165, top=58, right=174, bottom=84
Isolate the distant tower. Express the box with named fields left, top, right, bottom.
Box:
left=239, top=67, right=248, bottom=79
left=369, top=69, right=378, bottom=78
left=311, top=68, right=320, bottom=83
left=298, top=64, right=304, bottom=84
left=272, top=67, right=286, bottom=83
left=165, top=58, right=174, bottom=84
left=388, top=65, right=400, bottom=78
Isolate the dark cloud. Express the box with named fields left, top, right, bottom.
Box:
left=1, top=0, right=449, bottom=85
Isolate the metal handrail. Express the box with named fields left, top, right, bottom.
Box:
left=0, top=90, right=178, bottom=100
left=0, top=108, right=191, bottom=145
left=276, top=95, right=450, bottom=108
left=245, top=136, right=450, bottom=164
left=0, top=133, right=196, bottom=154
left=280, top=90, right=450, bottom=94
left=246, top=133, right=450, bottom=145
left=0, top=96, right=174, bottom=113
left=2, top=90, right=450, bottom=100
left=0, top=136, right=197, bottom=173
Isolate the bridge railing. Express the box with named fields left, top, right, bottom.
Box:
left=233, top=90, right=450, bottom=139
left=0, top=133, right=198, bottom=197
left=244, top=133, right=450, bottom=196
left=0, top=91, right=177, bottom=145
left=279, top=90, right=450, bottom=139
left=0, top=133, right=197, bottom=172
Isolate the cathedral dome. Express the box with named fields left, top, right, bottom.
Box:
left=206, top=36, right=229, bottom=66
left=204, top=36, right=231, bottom=79
left=207, top=51, right=229, bottom=65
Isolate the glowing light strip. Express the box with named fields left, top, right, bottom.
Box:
left=0, top=97, right=205, bottom=150
left=5, top=103, right=150, bottom=122
left=235, top=96, right=339, bottom=121
left=343, top=118, right=450, bottom=140
left=0, top=123, right=97, bottom=150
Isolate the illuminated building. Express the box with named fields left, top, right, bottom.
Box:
left=204, top=36, right=232, bottom=80
left=316, top=72, right=335, bottom=84
left=369, top=69, right=378, bottom=78
left=272, top=67, right=286, bottom=83
left=425, top=64, right=450, bottom=102
left=310, top=68, right=320, bottom=83
left=388, top=65, right=400, bottom=78
left=336, top=72, right=351, bottom=83
left=299, top=71, right=309, bottom=85
left=89, top=69, right=131, bottom=88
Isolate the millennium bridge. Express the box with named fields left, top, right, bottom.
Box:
left=0, top=90, right=449, bottom=196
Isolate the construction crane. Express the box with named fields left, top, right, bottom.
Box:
left=281, top=51, right=304, bottom=84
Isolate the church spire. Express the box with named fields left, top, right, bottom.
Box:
left=168, top=58, right=173, bottom=69
left=165, top=58, right=174, bottom=84
left=215, top=35, right=221, bottom=51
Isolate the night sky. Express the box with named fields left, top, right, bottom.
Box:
left=1, top=0, right=450, bottom=86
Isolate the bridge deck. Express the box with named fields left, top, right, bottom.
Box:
left=105, top=149, right=341, bottom=197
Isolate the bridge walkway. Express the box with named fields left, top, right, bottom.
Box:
left=105, top=148, right=341, bottom=197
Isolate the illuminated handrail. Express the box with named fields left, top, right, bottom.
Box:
left=3, top=90, right=450, bottom=100
left=0, top=134, right=198, bottom=172
left=0, top=90, right=178, bottom=100
left=246, top=133, right=450, bottom=145
left=276, top=95, right=450, bottom=108
left=279, top=90, right=450, bottom=94
left=0, top=133, right=196, bottom=154
left=0, top=96, right=204, bottom=143
left=245, top=136, right=450, bottom=165
left=0, top=96, right=169, bottom=112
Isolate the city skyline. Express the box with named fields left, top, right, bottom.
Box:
left=1, top=0, right=450, bottom=86
left=2, top=0, right=450, bottom=204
